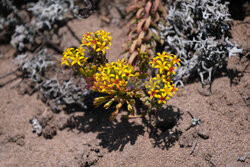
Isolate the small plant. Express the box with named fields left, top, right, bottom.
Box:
left=2, top=0, right=105, bottom=113
left=146, top=52, right=180, bottom=108
left=28, top=0, right=75, bottom=30
left=62, top=30, right=180, bottom=120
left=61, top=30, right=112, bottom=88
left=122, top=0, right=167, bottom=67
left=16, top=49, right=55, bottom=82
left=92, top=59, right=142, bottom=120
left=160, top=0, right=242, bottom=85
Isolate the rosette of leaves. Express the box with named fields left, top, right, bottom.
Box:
left=91, top=59, right=144, bottom=120
left=160, top=0, right=242, bottom=85
left=91, top=52, right=181, bottom=120
left=123, top=0, right=167, bottom=68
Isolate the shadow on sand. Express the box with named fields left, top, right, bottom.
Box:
left=65, top=99, right=183, bottom=152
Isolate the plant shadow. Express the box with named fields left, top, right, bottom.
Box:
left=141, top=105, right=183, bottom=150
left=65, top=96, right=183, bottom=152
left=65, top=105, right=145, bottom=152
left=226, top=68, right=244, bottom=86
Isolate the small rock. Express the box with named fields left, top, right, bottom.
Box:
left=49, top=101, right=60, bottom=113
left=43, top=125, right=57, bottom=139
left=30, top=118, right=42, bottom=136
left=76, top=143, right=103, bottom=167
left=197, top=85, right=212, bottom=96
left=90, top=147, right=100, bottom=153
left=57, top=116, right=68, bottom=130
left=17, top=82, right=29, bottom=95
left=37, top=110, right=54, bottom=127
left=238, top=156, right=246, bottom=162
left=238, top=152, right=250, bottom=163
left=7, top=134, right=25, bottom=142
left=198, top=128, right=210, bottom=140
left=16, top=139, right=25, bottom=146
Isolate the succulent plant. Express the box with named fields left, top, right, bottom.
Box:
left=123, top=0, right=167, bottom=67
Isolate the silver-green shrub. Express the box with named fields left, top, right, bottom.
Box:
left=160, top=0, right=242, bottom=85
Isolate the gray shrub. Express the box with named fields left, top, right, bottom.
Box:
left=160, top=0, right=242, bottom=85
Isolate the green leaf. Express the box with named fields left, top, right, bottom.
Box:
left=94, top=96, right=111, bottom=107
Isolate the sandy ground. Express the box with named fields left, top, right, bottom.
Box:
left=0, top=13, right=249, bottom=167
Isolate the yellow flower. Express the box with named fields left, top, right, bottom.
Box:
left=122, top=68, right=134, bottom=78
left=163, top=84, right=173, bottom=97
left=170, top=55, right=181, bottom=66
left=145, top=51, right=181, bottom=104
left=110, top=75, right=121, bottom=89
left=91, top=39, right=98, bottom=50
left=76, top=46, right=86, bottom=54
left=92, top=59, right=136, bottom=95
left=71, top=52, right=85, bottom=66
left=63, top=48, right=74, bottom=56
left=171, top=85, right=178, bottom=95
left=107, top=36, right=112, bottom=45
left=81, top=30, right=112, bottom=55
left=154, top=60, right=169, bottom=73
left=61, top=56, right=70, bottom=66
left=148, top=88, right=159, bottom=100
left=165, top=66, right=177, bottom=75
left=62, top=48, right=75, bottom=66
left=156, top=52, right=167, bottom=61
left=155, top=92, right=169, bottom=104
left=96, top=42, right=110, bottom=54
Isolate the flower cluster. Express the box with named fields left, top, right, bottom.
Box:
left=61, top=47, right=88, bottom=66
left=145, top=76, right=177, bottom=105
left=150, top=52, right=180, bottom=75
left=62, top=30, right=112, bottom=89
left=61, top=30, right=181, bottom=119
left=82, top=30, right=112, bottom=55
left=146, top=52, right=180, bottom=105
left=92, top=59, right=143, bottom=119
left=92, top=59, right=138, bottom=95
